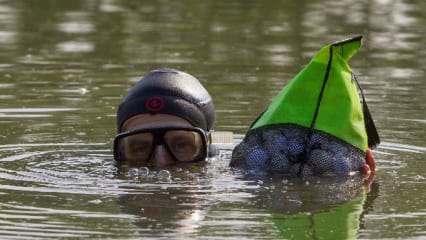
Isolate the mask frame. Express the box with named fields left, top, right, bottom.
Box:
left=113, top=126, right=209, bottom=164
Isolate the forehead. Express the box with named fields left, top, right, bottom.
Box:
left=122, top=114, right=192, bottom=132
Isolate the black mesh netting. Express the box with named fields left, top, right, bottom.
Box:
left=230, top=124, right=365, bottom=177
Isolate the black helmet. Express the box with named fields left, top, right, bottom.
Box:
left=117, top=68, right=215, bottom=132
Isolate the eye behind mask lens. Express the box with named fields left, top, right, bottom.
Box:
left=164, top=130, right=203, bottom=162
left=128, top=134, right=153, bottom=161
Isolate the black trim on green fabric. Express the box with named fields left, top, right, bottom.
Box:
left=352, top=73, right=381, bottom=148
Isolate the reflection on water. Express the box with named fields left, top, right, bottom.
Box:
left=0, top=0, right=425, bottom=239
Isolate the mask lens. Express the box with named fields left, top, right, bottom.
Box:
left=164, top=130, right=205, bottom=162
left=114, top=127, right=207, bottom=163
left=116, top=132, right=154, bottom=162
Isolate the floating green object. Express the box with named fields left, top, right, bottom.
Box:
left=250, top=36, right=379, bottom=151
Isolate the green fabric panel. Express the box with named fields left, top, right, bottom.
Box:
left=251, top=37, right=367, bottom=150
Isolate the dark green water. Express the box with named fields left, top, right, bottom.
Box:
left=0, top=0, right=425, bottom=239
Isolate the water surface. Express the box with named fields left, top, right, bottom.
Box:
left=0, top=0, right=425, bottom=239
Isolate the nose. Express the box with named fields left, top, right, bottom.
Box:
left=150, top=145, right=175, bottom=167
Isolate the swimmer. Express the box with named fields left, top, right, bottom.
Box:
left=112, top=67, right=376, bottom=175
left=113, top=68, right=215, bottom=167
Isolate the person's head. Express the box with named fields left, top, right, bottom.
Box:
left=113, top=68, right=215, bottom=167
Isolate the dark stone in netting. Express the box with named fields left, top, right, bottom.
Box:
left=230, top=124, right=365, bottom=177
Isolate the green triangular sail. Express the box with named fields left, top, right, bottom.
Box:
left=250, top=36, right=379, bottom=151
